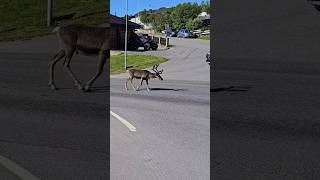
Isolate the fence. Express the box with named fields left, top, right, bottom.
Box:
left=151, top=36, right=169, bottom=47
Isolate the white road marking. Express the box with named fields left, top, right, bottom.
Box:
left=0, top=155, right=40, bottom=180
left=110, top=111, right=136, bottom=132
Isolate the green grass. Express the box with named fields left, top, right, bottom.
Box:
left=111, top=54, right=167, bottom=74
left=0, top=0, right=108, bottom=41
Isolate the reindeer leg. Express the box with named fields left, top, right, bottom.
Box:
left=125, top=78, right=129, bottom=90
left=48, top=50, right=66, bottom=90
left=84, top=50, right=108, bottom=91
left=146, top=79, right=151, bottom=92
left=130, top=78, right=136, bottom=91
left=136, top=79, right=144, bottom=91
left=64, top=48, right=83, bottom=90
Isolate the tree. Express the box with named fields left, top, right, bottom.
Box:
left=186, top=18, right=203, bottom=31
left=170, top=3, right=201, bottom=30
left=138, top=2, right=205, bottom=32
left=200, top=1, right=210, bottom=14
left=140, top=10, right=152, bottom=24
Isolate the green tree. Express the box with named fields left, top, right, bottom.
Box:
left=200, top=1, right=210, bottom=14
left=186, top=18, right=203, bottom=31
left=170, top=3, right=201, bottom=30
left=140, top=10, right=152, bottom=24
left=138, top=2, right=205, bottom=32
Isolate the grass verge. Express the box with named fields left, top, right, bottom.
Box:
left=111, top=54, right=167, bottom=74
left=0, top=0, right=108, bottom=42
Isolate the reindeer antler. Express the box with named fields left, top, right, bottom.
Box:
left=152, top=64, right=163, bottom=74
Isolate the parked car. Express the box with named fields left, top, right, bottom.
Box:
left=177, top=29, right=195, bottom=38
left=163, top=28, right=177, bottom=37
left=128, top=32, right=158, bottom=51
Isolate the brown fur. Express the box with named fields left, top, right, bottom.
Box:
left=49, top=24, right=110, bottom=91
left=125, top=65, right=163, bottom=91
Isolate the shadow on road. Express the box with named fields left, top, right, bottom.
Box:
left=149, top=88, right=187, bottom=91
left=211, top=86, right=251, bottom=92
left=51, top=86, right=108, bottom=93
left=88, top=86, right=109, bottom=92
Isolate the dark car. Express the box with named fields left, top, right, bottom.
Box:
left=177, top=29, right=195, bottom=38
left=128, top=32, right=158, bottom=51
left=206, top=52, right=211, bottom=65
left=163, top=28, right=177, bottom=37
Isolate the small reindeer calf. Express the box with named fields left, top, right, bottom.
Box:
left=125, top=64, right=163, bottom=92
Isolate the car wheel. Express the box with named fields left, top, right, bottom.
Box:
left=151, top=43, right=158, bottom=50
left=144, top=43, right=151, bottom=51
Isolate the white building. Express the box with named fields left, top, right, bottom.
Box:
left=198, top=12, right=210, bottom=21
left=130, top=16, right=153, bottom=30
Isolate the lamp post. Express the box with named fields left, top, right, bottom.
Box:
left=124, top=0, right=128, bottom=70
left=47, top=0, right=53, bottom=26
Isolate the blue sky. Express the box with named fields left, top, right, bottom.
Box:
left=110, top=0, right=208, bottom=17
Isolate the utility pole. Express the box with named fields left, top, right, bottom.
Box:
left=47, top=0, right=53, bottom=26
left=124, top=0, right=128, bottom=70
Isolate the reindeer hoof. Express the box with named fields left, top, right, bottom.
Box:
left=49, top=84, right=58, bottom=90
left=77, top=85, right=84, bottom=91
left=84, top=85, right=91, bottom=92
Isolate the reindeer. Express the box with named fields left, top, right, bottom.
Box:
left=125, top=64, right=164, bottom=92
left=49, top=24, right=110, bottom=91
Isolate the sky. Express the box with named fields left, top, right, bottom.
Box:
left=110, top=0, right=208, bottom=17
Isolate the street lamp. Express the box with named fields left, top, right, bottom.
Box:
left=47, top=0, right=53, bottom=26
left=124, top=0, right=128, bottom=70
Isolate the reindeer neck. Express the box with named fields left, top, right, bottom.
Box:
left=149, top=72, right=157, bottom=78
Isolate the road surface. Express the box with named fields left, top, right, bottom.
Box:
left=213, top=0, right=320, bottom=179
left=111, top=38, right=210, bottom=179
left=0, top=35, right=109, bottom=179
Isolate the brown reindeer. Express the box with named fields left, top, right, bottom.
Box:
left=125, top=64, right=163, bottom=92
left=49, top=24, right=110, bottom=91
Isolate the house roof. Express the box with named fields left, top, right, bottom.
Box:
left=110, top=15, right=141, bottom=29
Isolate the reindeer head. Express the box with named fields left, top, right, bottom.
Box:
left=151, top=64, right=164, bottom=80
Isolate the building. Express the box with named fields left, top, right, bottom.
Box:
left=129, top=16, right=153, bottom=30
left=198, top=12, right=210, bottom=26
left=110, top=15, right=141, bottom=50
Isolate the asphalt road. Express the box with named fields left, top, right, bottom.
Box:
left=111, top=79, right=210, bottom=180
left=213, top=0, right=320, bottom=179
left=0, top=36, right=109, bottom=179
left=111, top=38, right=210, bottom=179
